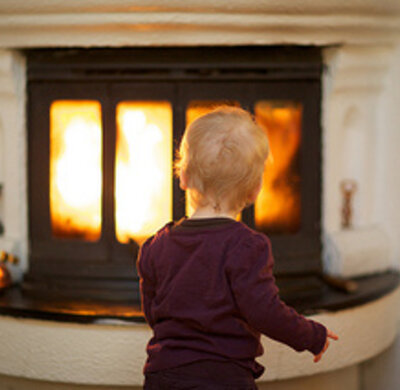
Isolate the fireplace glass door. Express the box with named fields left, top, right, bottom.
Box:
left=26, top=47, right=322, bottom=302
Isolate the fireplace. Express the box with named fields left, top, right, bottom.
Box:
left=24, top=46, right=322, bottom=303
left=0, top=1, right=399, bottom=388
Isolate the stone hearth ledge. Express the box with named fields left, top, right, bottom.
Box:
left=0, top=287, right=398, bottom=387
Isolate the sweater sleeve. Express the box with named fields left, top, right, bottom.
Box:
left=227, top=234, right=327, bottom=355
left=136, top=237, right=156, bottom=328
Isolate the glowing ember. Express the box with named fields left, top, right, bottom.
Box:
left=254, top=101, right=302, bottom=234
left=50, top=101, right=102, bottom=241
left=115, top=102, right=172, bottom=244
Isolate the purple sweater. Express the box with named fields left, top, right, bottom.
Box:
left=137, top=218, right=327, bottom=378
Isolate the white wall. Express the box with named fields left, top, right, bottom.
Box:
left=0, top=51, right=27, bottom=269
left=361, top=42, right=400, bottom=390
left=377, top=43, right=400, bottom=268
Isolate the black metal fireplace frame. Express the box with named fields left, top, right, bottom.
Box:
left=25, top=46, right=322, bottom=303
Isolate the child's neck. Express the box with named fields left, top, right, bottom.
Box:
left=190, top=205, right=238, bottom=220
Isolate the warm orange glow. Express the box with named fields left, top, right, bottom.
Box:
left=50, top=101, right=102, bottom=241
left=115, top=102, right=172, bottom=244
left=254, top=102, right=302, bottom=234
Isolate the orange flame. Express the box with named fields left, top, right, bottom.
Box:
left=50, top=100, right=172, bottom=244
left=49, top=99, right=300, bottom=242
left=115, top=102, right=172, bottom=244
left=254, top=102, right=302, bottom=234
left=50, top=101, right=102, bottom=241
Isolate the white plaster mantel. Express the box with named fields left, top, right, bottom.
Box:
left=0, top=287, right=398, bottom=386
left=0, top=0, right=399, bottom=48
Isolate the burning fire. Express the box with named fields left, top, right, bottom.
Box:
left=254, top=101, right=302, bottom=234
left=50, top=101, right=102, bottom=241
left=50, top=100, right=172, bottom=244
left=49, top=98, right=298, bottom=242
left=115, top=102, right=172, bottom=244
left=185, top=100, right=301, bottom=233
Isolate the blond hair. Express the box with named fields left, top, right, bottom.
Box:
left=175, top=106, right=269, bottom=214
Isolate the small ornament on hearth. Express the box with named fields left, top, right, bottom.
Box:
left=0, top=250, right=20, bottom=290
left=340, top=179, right=357, bottom=229
left=0, top=263, right=11, bottom=290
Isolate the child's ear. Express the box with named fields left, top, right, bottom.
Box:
left=180, top=170, right=188, bottom=190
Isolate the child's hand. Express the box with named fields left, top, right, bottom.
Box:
left=313, top=329, right=338, bottom=363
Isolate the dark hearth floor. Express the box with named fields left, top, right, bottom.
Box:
left=0, top=271, right=398, bottom=324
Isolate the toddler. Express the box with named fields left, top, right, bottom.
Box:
left=138, top=107, right=337, bottom=389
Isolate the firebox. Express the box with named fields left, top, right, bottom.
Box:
left=24, top=47, right=322, bottom=304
